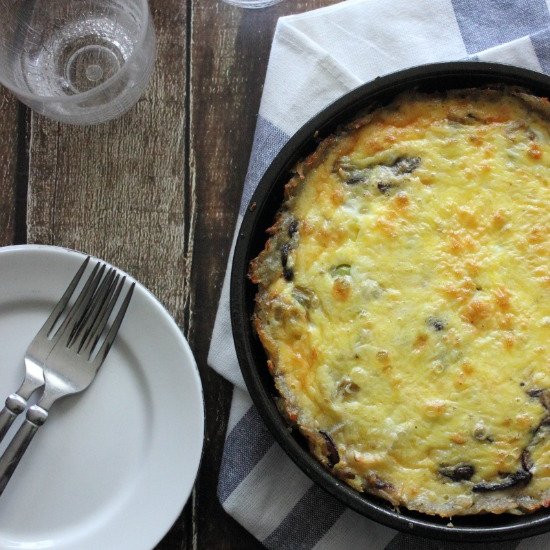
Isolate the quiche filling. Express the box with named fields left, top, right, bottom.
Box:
left=250, top=88, right=550, bottom=516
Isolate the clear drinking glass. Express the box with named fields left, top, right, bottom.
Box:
left=0, top=0, right=156, bottom=124
left=220, top=0, right=283, bottom=8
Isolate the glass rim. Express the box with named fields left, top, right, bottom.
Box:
left=0, top=0, right=153, bottom=105
left=221, top=0, right=283, bottom=5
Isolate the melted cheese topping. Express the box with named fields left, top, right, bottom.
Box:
left=252, top=90, right=550, bottom=516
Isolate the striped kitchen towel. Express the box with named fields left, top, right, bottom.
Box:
left=208, top=0, right=550, bottom=548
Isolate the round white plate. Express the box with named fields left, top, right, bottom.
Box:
left=0, top=245, right=204, bottom=550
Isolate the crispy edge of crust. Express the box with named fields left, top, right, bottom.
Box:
left=248, top=87, right=550, bottom=517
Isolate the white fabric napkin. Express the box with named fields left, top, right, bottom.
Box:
left=209, top=1, right=550, bottom=548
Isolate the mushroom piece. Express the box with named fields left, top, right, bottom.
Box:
left=439, top=463, right=475, bottom=482
left=320, top=431, right=340, bottom=469
left=472, top=470, right=532, bottom=492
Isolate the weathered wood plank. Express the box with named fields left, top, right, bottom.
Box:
left=188, top=2, right=338, bottom=548
left=27, top=0, right=188, bottom=324
left=0, top=90, right=23, bottom=246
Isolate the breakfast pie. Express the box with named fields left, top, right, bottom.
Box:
left=250, top=87, right=550, bottom=516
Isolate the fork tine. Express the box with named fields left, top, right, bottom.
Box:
left=82, top=276, right=125, bottom=356
left=82, top=273, right=123, bottom=353
left=69, top=268, right=117, bottom=349
left=37, top=256, right=90, bottom=338
left=73, top=270, right=119, bottom=352
left=91, top=282, right=135, bottom=366
left=53, top=262, right=106, bottom=349
left=67, top=263, right=107, bottom=343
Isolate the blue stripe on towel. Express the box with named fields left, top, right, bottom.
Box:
left=263, top=484, right=346, bottom=550
left=218, top=405, right=275, bottom=503
left=531, top=28, right=550, bottom=73
left=239, top=116, right=290, bottom=215
left=451, top=0, right=550, bottom=53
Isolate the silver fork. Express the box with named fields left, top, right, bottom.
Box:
left=0, top=263, right=135, bottom=496
left=0, top=256, right=95, bottom=443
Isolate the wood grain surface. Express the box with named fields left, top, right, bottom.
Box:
left=26, top=1, right=189, bottom=325
left=0, top=90, right=22, bottom=246
left=0, top=1, right=338, bottom=548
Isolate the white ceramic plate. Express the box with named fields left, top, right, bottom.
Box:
left=0, top=245, right=204, bottom=550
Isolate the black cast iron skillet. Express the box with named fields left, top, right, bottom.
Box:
left=230, top=62, right=550, bottom=542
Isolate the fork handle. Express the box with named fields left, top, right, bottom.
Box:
left=0, top=405, right=48, bottom=497
left=0, top=394, right=27, bottom=443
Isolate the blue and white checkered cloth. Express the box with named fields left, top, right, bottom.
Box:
left=208, top=1, right=550, bottom=548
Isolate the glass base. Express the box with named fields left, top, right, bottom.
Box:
left=220, top=0, right=283, bottom=8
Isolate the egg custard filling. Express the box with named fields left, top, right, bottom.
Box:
left=250, top=88, right=550, bottom=516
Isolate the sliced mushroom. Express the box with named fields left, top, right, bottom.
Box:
left=439, top=463, right=475, bottom=482
left=389, top=156, right=421, bottom=174
left=337, top=155, right=421, bottom=187
left=527, top=388, right=550, bottom=410
left=447, top=112, right=482, bottom=125
left=280, top=242, right=294, bottom=281
left=320, top=431, right=340, bottom=469
left=377, top=182, right=393, bottom=194
left=345, top=172, right=368, bottom=186
left=365, top=473, right=394, bottom=491
left=521, top=449, right=534, bottom=472
left=472, top=470, right=532, bottom=493
left=287, top=219, right=298, bottom=237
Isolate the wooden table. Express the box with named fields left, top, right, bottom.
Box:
left=0, top=1, right=338, bottom=547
